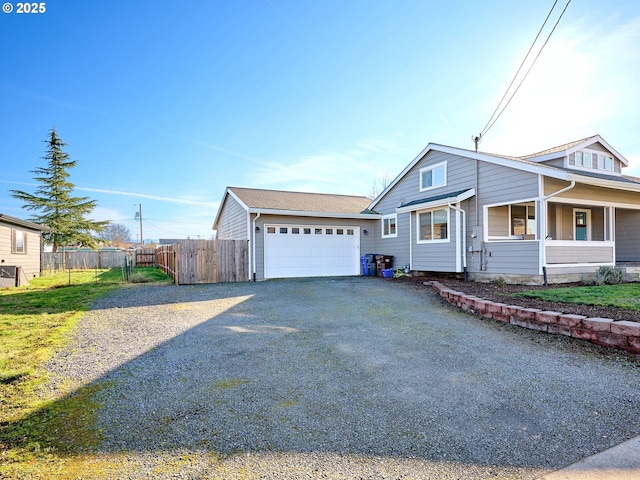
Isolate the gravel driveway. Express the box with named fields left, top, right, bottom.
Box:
left=45, top=277, right=640, bottom=479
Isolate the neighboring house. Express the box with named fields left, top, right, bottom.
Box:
left=0, top=214, right=48, bottom=286
left=213, top=187, right=378, bottom=280
left=214, top=135, right=640, bottom=283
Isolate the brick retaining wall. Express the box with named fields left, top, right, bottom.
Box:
left=429, top=281, right=640, bottom=354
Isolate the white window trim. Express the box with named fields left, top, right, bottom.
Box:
left=419, top=161, right=447, bottom=192
left=12, top=229, right=26, bottom=254
left=416, top=207, right=450, bottom=244
left=572, top=149, right=615, bottom=173
left=381, top=214, right=398, bottom=238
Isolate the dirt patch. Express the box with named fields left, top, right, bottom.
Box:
left=395, top=274, right=640, bottom=323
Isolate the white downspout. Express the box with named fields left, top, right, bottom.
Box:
left=540, top=180, right=576, bottom=276
left=448, top=202, right=467, bottom=271
left=251, top=212, right=261, bottom=281
left=409, top=212, right=413, bottom=271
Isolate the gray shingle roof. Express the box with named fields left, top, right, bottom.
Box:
left=228, top=187, right=373, bottom=214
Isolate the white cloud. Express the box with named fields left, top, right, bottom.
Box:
left=478, top=15, right=640, bottom=159
left=76, top=186, right=215, bottom=206
left=249, top=137, right=406, bottom=196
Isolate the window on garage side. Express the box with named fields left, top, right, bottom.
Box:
left=267, top=226, right=276, bottom=234
left=417, top=208, right=448, bottom=243
left=12, top=229, right=26, bottom=254
left=382, top=214, right=397, bottom=238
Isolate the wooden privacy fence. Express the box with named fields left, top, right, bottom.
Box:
left=135, top=249, right=157, bottom=267
left=156, top=239, right=248, bottom=285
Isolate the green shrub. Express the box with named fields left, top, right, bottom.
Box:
left=491, top=277, right=507, bottom=287
left=595, top=266, right=623, bottom=285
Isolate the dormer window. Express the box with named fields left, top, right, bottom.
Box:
left=419, top=161, right=447, bottom=191
left=597, top=154, right=613, bottom=172
left=574, top=150, right=614, bottom=173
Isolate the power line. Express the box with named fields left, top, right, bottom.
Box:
left=479, top=0, right=559, bottom=137
left=475, top=0, right=573, bottom=145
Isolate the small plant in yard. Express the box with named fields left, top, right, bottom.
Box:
left=491, top=277, right=507, bottom=288
left=594, top=266, right=623, bottom=285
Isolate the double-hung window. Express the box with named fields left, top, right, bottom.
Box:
left=419, top=161, right=447, bottom=191
left=417, top=208, right=449, bottom=243
left=382, top=214, right=397, bottom=238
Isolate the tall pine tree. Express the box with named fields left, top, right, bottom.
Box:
left=11, top=128, right=108, bottom=252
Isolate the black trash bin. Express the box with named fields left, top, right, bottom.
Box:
left=364, top=253, right=377, bottom=276
left=375, top=255, right=393, bottom=277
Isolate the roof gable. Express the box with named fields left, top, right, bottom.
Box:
left=370, top=135, right=634, bottom=209
left=521, top=135, right=628, bottom=166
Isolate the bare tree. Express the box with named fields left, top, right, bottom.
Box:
left=368, top=171, right=392, bottom=200
left=104, top=223, right=131, bottom=247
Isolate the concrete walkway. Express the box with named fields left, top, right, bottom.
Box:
left=540, top=436, right=640, bottom=480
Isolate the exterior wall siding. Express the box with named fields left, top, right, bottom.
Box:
left=546, top=244, right=613, bottom=264
left=410, top=210, right=459, bottom=272
left=476, top=162, right=539, bottom=206
left=0, top=222, right=42, bottom=281
left=544, top=178, right=640, bottom=205
left=482, top=241, right=540, bottom=275
left=542, top=158, right=565, bottom=168
left=216, top=196, right=249, bottom=240
left=615, top=209, right=640, bottom=261
left=372, top=150, right=478, bottom=273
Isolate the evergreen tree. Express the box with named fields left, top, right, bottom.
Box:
left=11, top=128, right=108, bottom=251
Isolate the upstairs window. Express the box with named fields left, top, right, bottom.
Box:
left=419, top=162, right=447, bottom=191
left=575, top=150, right=614, bottom=172
left=382, top=214, right=397, bottom=238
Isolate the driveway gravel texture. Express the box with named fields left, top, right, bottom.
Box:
left=44, top=277, right=640, bottom=479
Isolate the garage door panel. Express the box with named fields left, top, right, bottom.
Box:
left=265, top=224, right=360, bottom=279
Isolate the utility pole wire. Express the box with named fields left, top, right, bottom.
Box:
left=479, top=0, right=573, bottom=139
left=480, top=0, right=559, bottom=137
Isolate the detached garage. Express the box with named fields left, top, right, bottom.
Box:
left=213, top=187, right=378, bottom=280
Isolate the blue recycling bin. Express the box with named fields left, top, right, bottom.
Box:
left=364, top=253, right=377, bottom=276
left=361, top=256, right=369, bottom=276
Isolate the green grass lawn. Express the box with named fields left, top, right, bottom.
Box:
left=0, top=267, right=171, bottom=470
left=513, top=283, right=640, bottom=311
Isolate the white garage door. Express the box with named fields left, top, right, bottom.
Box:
left=264, top=224, right=360, bottom=279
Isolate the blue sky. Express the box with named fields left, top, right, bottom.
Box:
left=2, top=1, right=639, bottom=242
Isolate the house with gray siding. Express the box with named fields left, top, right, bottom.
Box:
left=370, top=134, right=640, bottom=283
left=0, top=214, right=48, bottom=286
left=214, top=135, right=640, bottom=283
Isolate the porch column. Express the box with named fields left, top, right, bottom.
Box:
left=539, top=198, right=546, bottom=275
